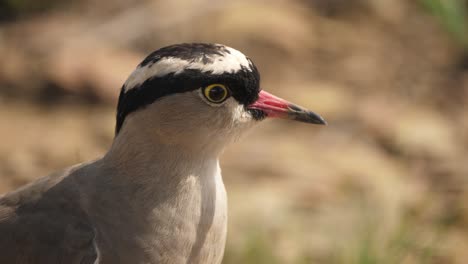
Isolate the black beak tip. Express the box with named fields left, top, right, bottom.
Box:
left=287, top=104, right=327, bottom=125
left=294, top=111, right=327, bottom=125
left=309, top=113, right=327, bottom=125
left=316, top=117, right=328, bottom=125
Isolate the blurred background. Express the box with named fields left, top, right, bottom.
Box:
left=0, top=0, right=467, bottom=263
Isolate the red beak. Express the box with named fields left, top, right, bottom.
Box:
left=248, top=90, right=326, bottom=125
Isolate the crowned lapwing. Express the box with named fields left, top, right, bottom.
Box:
left=0, top=43, right=325, bottom=264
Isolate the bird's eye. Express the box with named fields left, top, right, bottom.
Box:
left=203, top=84, right=229, bottom=103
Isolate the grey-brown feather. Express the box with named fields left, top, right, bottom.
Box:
left=0, top=168, right=97, bottom=264
left=0, top=59, right=258, bottom=264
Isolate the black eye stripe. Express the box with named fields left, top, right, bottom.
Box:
left=115, top=44, right=260, bottom=135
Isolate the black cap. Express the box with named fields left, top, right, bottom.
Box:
left=115, top=43, right=260, bottom=135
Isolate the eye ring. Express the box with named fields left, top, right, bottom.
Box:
left=203, top=84, right=229, bottom=103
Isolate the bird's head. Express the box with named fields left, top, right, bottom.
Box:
left=115, top=43, right=325, bottom=153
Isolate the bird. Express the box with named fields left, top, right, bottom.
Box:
left=0, top=43, right=326, bottom=264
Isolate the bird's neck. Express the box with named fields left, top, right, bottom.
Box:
left=92, top=128, right=228, bottom=263
left=102, top=127, right=222, bottom=190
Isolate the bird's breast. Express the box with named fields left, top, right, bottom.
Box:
left=91, top=160, right=228, bottom=264
left=138, top=170, right=228, bottom=264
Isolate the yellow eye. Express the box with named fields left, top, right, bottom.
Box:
left=203, top=84, right=229, bottom=103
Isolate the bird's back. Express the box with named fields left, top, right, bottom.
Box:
left=0, top=167, right=98, bottom=264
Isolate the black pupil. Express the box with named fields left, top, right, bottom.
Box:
left=209, top=86, right=226, bottom=102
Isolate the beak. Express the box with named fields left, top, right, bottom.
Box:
left=248, top=90, right=327, bottom=125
